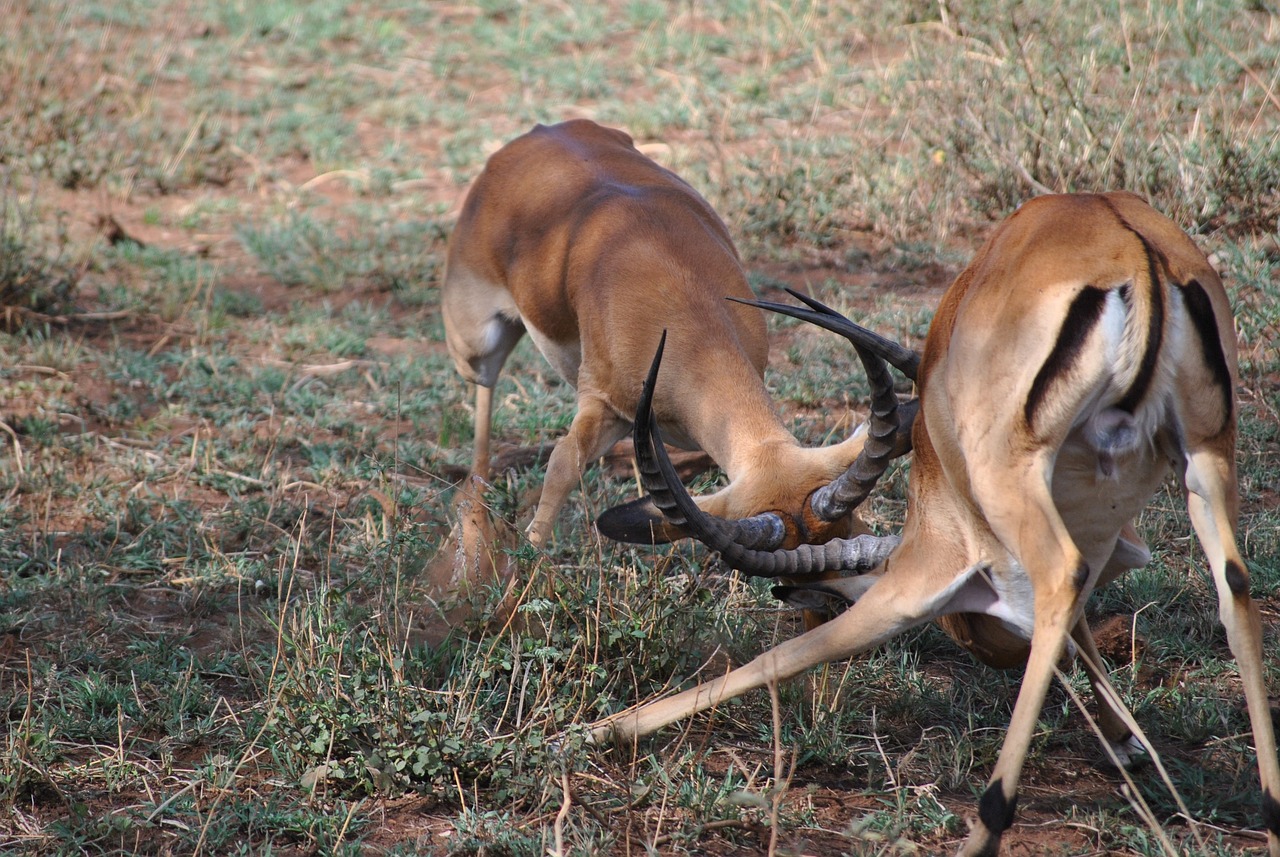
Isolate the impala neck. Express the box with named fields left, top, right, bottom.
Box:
left=676, top=354, right=800, bottom=482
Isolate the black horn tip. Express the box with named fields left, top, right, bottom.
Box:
left=635, top=330, right=668, bottom=435
left=647, top=330, right=668, bottom=386
left=783, top=286, right=839, bottom=316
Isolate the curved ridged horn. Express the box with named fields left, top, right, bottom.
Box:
left=630, top=331, right=788, bottom=551
left=742, top=287, right=921, bottom=380
left=635, top=332, right=900, bottom=578
left=730, top=288, right=917, bottom=522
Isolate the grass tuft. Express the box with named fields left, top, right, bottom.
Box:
left=0, top=175, right=79, bottom=319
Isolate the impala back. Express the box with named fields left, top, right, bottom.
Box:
left=443, top=119, right=771, bottom=443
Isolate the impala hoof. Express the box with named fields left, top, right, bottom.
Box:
left=1104, top=733, right=1149, bottom=770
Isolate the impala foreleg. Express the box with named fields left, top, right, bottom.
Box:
left=1184, top=448, right=1280, bottom=856
left=1067, top=524, right=1154, bottom=768
left=528, top=397, right=630, bottom=548
left=472, top=384, right=494, bottom=481
left=589, top=570, right=942, bottom=745
left=442, top=271, right=526, bottom=485
left=1071, top=618, right=1146, bottom=768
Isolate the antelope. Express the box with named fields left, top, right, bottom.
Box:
left=588, top=192, right=1280, bottom=856
left=441, top=119, right=910, bottom=560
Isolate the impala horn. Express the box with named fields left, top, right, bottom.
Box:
left=731, top=288, right=919, bottom=524
left=633, top=329, right=902, bottom=578
left=602, top=332, right=791, bottom=549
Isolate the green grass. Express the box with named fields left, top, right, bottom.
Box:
left=0, top=0, right=1277, bottom=854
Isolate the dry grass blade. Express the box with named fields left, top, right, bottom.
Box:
left=1053, top=664, right=1195, bottom=857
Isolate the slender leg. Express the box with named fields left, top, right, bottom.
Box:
left=958, top=460, right=1087, bottom=857
left=472, top=383, right=494, bottom=481
left=1072, top=618, right=1146, bottom=767
left=591, top=554, right=980, bottom=745
left=440, top=263, right=524, bottom=485
left=1184, top=448, right=1280, bottom=857
left=527, top=397, right=630, bottom=548
left=959, top=577, right=1082, bottom=856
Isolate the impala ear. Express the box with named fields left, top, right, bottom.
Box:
left=595, top=496, right=688, bottom=544
left=772, top=574, right=878, bottom=611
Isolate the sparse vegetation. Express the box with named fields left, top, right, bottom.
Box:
left=0, top=176, right=79, bottom=318
left=0, top=0, right=1277, bottom=854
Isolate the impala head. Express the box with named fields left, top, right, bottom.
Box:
left=595, top=432, right=895, bottom=549
left=596, top=289, right=921, bottom=564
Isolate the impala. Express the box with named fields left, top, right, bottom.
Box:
left=442, top=119, right=909, bottom=562
left=590, top=192, right=1280, bottom=856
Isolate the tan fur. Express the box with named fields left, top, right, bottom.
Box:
left=590, top=193, right=1280, bottom=857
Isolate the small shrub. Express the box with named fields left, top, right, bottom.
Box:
left=0, top=174, right=78, bottom=318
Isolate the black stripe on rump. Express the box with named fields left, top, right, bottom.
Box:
left=1024, top=286, right=1108, bottom=430
left=1114, top=233, right=1165, bottom=413
left=1097, top=197, right=1166, bottom=415
left=1176, top=278, right=1234, bottom=431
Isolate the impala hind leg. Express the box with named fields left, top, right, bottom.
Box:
left=958, top=466, right=1091, bottom=857
left=1183, top=448, right=1280, bottom=856
left=527, top=397, right=630, bottom=548
left=960, top=584, right=1085, bottom=855
left=1072, top=618, right=1146, bottom=768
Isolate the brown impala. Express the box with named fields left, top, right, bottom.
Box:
left=442, top=119, right=909, bottom=568
left=590, top=192, right=1280, bottom=857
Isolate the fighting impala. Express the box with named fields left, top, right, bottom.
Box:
left=442, top=119, right=909, bottom=563
left=590, top=192, right=1280, bottom=856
